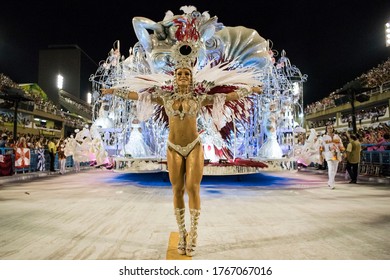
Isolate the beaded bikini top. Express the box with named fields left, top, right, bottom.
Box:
left=161, top=92, right=206, bottom=120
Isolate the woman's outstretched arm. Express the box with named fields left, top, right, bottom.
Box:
left=225, top=86, right=263, bottom=101
left=101, top=88, right=164, bottom=105
left=202, top=85, right=262, bottom=106
left=100, top=88, right=139, bottom=101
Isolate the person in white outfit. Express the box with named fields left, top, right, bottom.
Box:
left=258, top=101, right=283, bottom=159
left=320, top=124, right=345, bottom=189
left=122, top=119, right=152, bottom=157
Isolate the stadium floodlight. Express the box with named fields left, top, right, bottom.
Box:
left=87, top=92, right=92, bottom=104
left=57, top=74, right=64, bottom=90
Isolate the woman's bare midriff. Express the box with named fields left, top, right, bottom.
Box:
left=168, top=116, right=199, bottom=146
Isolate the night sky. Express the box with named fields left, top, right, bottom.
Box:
left=1, top=0, right=389, bottom=106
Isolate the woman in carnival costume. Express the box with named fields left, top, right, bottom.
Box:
left=122, top=119, right=152, bottom=157
left=258, top=100, right=283, bottom=159
left=101, top=6, right=268, bottom=256
left=121, top=103, right=152, bottom=157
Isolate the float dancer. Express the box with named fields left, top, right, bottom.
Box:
left=122, top=109, right=152, bottom=157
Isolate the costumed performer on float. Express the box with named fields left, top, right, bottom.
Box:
left=258, top=100, right=283, bottom=159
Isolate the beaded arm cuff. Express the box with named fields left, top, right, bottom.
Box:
left=113, top=88, right=129, bottom=99
left=237, top=87, right=250, bottom=99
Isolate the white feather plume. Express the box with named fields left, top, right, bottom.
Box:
left=180, top=5, right=197, bottom=14
left=116, top=72, right=171, bottom=91
left=163, top=10, right=174, bottom=21
left=202, top=11, right=211, bottom=21
left=194, top=60, right=260, bottom=87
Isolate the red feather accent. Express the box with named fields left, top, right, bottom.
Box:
left=208, top=85, right=238, bottom=94
left=153, top=105, right=169, bottom=128
left=173, top=17, right=200, bottom=42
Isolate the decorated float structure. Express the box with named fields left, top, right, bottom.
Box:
left=87, top=6, right=307, bottom=175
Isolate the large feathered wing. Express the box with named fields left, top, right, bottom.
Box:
left=116, top=72, right=171, bottom=91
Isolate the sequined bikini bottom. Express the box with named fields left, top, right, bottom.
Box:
left=167, top=136, right=201, bottom=157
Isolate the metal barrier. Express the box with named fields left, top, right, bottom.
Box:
left=0, top=147, right=90, bottom=176
left=360, top=143, right=390, bottom=176
left=360, top=150, right=390, bottom=176
left=2, top=146, right=389, bottom=177
left=337, top=150, right=389, bottom=176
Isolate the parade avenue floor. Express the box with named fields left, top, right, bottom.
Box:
left=0, top=168, right=389, bottom=260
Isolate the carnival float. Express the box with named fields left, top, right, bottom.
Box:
left=85, top=5, right=308, bottom=175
